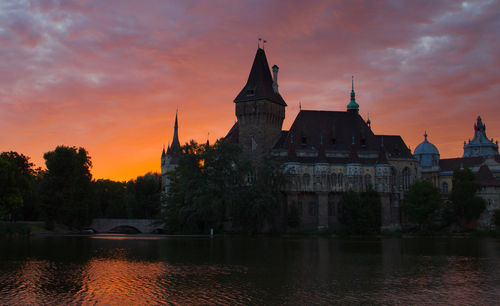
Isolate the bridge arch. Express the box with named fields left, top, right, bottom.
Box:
left=90, top=219, right=165, bottom=233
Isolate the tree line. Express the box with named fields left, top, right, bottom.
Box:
left=0, top=147, right=162, bottom=229
left=1, top=142, right=493, bottom=234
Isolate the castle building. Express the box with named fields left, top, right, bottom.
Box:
left=415, top=117, right=500, bottom=228
left=225, top=47, right=419, bottom=230
left=161, top=111, right=181, bottom=196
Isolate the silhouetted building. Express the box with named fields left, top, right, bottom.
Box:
left=161, top=111, right=181, bottom=197
left=226, top=48, right=418, bottom=230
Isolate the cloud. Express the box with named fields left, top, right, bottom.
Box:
left=1, top=0, right=499, bottom=180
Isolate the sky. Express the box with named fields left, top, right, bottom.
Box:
left=1, top=0, right=499, bottom=181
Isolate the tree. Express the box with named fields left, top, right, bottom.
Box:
left=340, top=188, right=381, bottom=234
left=403, top=180, right=441, bottom=229
left=92, top=179, right=127, bottom=218
left=164, top=140, right=288, bottom=234
left=449, top=168, right=486, bottom=226
left=41, top=146, right=93, bottom=228
left=165, top=140, right=247, bottom=233
left=126, top=173, right=162, bottom=219
left=232, top=156, right=289, bottom=233
left=0, top=157, right=23, bottom=220
left=0, top=152, right=41, bottom=221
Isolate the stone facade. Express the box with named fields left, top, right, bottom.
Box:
left=236, top=99, right=285, bottom=162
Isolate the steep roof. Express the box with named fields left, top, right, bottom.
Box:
left=273, top=110, right=413, bottom=162
left=225, top=122, right=239, bottom=144
left=234, top=48, right=287, bottom=106
left=167, top=112, right=181, bottom=160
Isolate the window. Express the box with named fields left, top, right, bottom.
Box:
left=338, top=173, right=343, bottom=187
left=246, top=171, right=256, bottom=184
left=402, top=167, right=410, bottom=190
left=303, top=174, right=311, bottom=186
left=364, top=174, right=372, bottom=190
left=331, top=173, right=337, bottom=186
left=301, top=136, right=307, bottom=145
left=328, top=202, right=336, bottom=216
left=308, top=201, right=318, bottom=216
left=442, top=182, right=449, bottom=194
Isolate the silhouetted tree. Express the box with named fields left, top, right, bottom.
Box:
left=126, top=173, right=162, bottom=219
left=450, top=168, right=486, bottom=226
left=0, top=152, right=40, bottom=221
left=41, top=146, right=93, bottom=228
left=164, top=140, right=288, bottom=234
left=340, top=188, right=381, bottom=234
left=92, top=179, right=127, bottom=218
left=403, top=180, right=441, bottom=230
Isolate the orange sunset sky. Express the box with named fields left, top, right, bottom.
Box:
left=1, top=0, right=499, bottom=181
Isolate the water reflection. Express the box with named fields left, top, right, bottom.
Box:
left=1, top=236, right=499, bottom=304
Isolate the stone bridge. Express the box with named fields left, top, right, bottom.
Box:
left=90, top=218, right=164, bottom=233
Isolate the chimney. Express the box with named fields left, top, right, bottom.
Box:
left=272, top=64, right=279, bottom=93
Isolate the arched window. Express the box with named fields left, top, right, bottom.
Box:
left=246, top=171, right=256, bottom=184
left=303, top=174, right=311, bottom=186
left=391, top=168, right=397, bottom=188
left=402, top=167, right=410, bottom=190
left=364, top=174, right=372, bottom=190
left=442, top=182, right=449, bottom=194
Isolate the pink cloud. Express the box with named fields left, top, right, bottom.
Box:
left=1, top=0, right=499, bottom=180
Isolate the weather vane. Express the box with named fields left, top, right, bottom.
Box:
left=258, top=38, right=267, bottom=49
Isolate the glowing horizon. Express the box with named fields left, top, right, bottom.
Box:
left=1, top=1, right=499, bottom=181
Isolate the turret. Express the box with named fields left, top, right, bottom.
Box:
left=347, top=76, right=359, bottom=113
left=234, top=47, right=286, bottom=162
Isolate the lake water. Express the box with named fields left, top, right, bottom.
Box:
left=1, top=235, right=500, bottom=305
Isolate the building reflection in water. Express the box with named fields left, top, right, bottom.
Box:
left=1, top=236, right=500, bottom=304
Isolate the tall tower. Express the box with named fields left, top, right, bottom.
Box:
left=161, top=111, right=182, bottom=195
left=234, top=48, right=287, bottom=162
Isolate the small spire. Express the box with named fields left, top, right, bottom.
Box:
left=424, top=131, right=428, bottom=141
left=258, top=38, right=262, bottom=48
left=262, top=39, right=267, bottom=50
left=367, top=112, right=371, bottom=128
left=299, top=101, right=301, bottom=111
left=347, top=75, right=359, bottom=113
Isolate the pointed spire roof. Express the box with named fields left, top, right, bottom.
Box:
left=347, top=76, right=359, bottom=113
left=234, top=48, right=287, bottom=106
left=161, top=145, right=166, bottom=157
left=168, top=110, right=181, bottom=158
